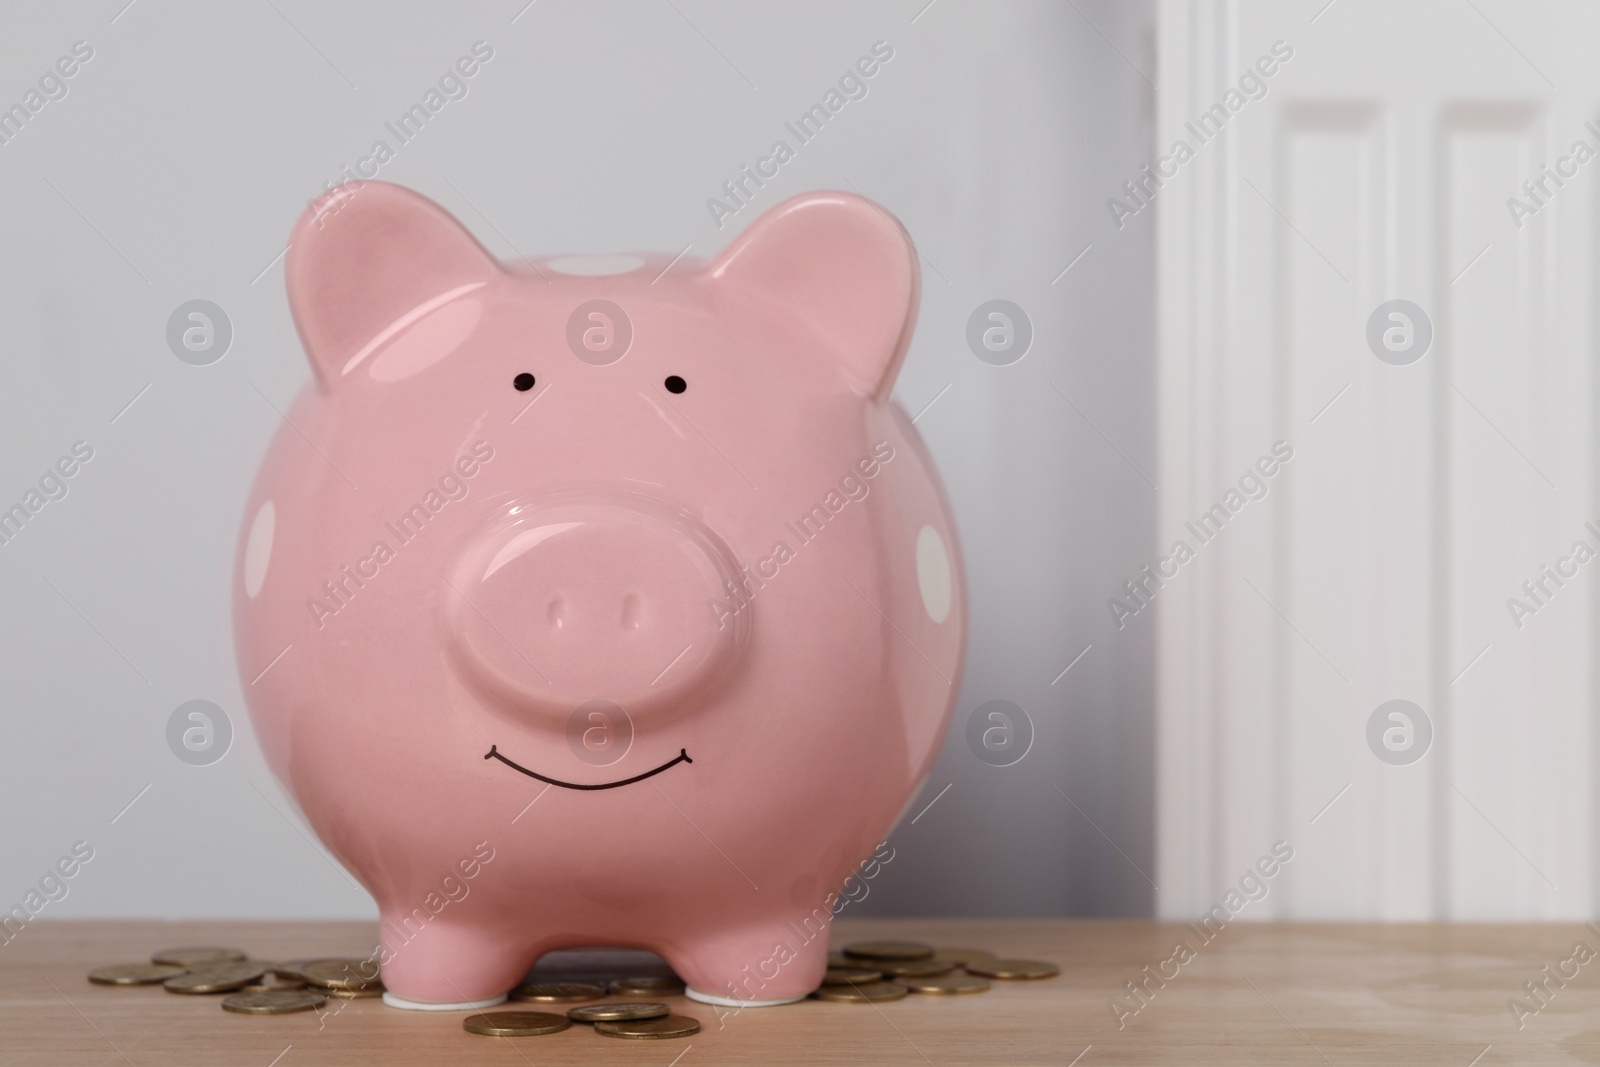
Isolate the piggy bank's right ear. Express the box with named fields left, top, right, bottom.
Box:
left=709, top=191, right=918, bottom=402
left=286, top=182, right=500, bottom=388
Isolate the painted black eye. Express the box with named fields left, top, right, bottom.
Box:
left=664, top=375, right=687, bottom=394
left=513, top=373, right=536, bottom=391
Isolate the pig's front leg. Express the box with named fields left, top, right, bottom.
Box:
left=670, top=915, right=831, bottom=1008
left=377, top=914, right=530, bottom=1010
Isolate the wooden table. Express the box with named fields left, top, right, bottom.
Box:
left=5, top=919, right=1598, bottom=1064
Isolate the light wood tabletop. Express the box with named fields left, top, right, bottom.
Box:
left=6, top=918, right=1600, bottom=1064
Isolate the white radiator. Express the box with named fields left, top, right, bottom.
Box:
left=1156, top=0, right=1593, bottom=919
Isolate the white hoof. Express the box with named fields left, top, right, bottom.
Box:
left=381, top=991, right=508, bottom=1011
left=685, top=986, right=806, bottom=1008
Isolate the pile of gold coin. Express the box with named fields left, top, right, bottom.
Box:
left=815, top=941, right=1059, bottom=1003
left=496, top=977, right=699, bottom=1040
left=84, top=938, right=1056, bottom=1031
left=87, top=947, right=383, bottom=1015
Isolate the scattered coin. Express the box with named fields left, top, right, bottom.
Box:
left=152, top=947, right=246, bottom=967
left=876, top=958, right=956, bottom=978
left=299, top=958, right=383, bottom=991
left=221, top=989, right=328, bottom=1015
left=100, top=940, right=1041, bottom=1030
left=568, top=1001, right=671, bottom=1023
left=821, top=966, right=884, bottom=985
left=164, top=962, right=267, bottom=994
left=593, top=1014, right=701, bottom=1039
left=609, top=976, right=685, bottom=997
left=931, top=948, right=997, bottom=968
left=813, top=980, right=910, bottom=1003
left=511, top=981, right=605, bottom=1003
left=842, top=941, right=934, bottom=962
left=464, top=1011, right=572, bottom=1037
left=900, top=972, right=991, bottom=995
left=88, top=964, right=188, bottom=986
left=966, top=958, right=1060, bottom=980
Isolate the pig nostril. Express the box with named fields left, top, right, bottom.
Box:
left=621, top=593, right=641, bottom=631
left=546, top=596, right=565, bottom=629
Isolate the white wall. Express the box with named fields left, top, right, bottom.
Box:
left=0, top=1, right=1158, bottom=920
left=1158, top=0, right=1598, bottom=919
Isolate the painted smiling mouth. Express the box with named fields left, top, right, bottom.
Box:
left=484, top=745, right=692, bottom=790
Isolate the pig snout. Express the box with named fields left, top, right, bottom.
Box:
left=444, top=496, right=750, bottom=723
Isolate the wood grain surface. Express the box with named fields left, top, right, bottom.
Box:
left=5, top=919, right=1599, bottom=1064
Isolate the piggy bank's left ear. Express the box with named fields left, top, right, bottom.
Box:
left=286, top=181, right=501, bottom=388
left=709, top=192, right=918, bottom=401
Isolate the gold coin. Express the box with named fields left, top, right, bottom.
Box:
left=463, top=1011, right=572, bottom=1037
left=299, top=958, right=383, bottom=991
left=593, top=1014, right=701, bottom=1039
left=263, top=961, right=310, bottom=981
left=901, top=972, right=991, bottom=995
left=932, top=948, right=998, bottom=968
left=510, top=981, right=605, bottom=1003
left=609, top=976, right=686, bottom=997
left=164, top=962, right=267, bottom=994
left=812, top=980, right=910, bottom=1003
left=828, top=951, right=852, bottom=968
left=568, top=1001, right=671, bottom=1022
left=89, top=963, right=188, bottom=986
left=876, top=959, right=956, bottom=978
left=842, top=940, right=934, bottom=962
left=821, top=966, right=884, bottom=985
left=325, top=987, right=384, bottom=998
left=221, top=989, right=328, bottom=1014
left=966, top=958, right=1060, bottom=980
left=151, top=947, right=247, bottom=967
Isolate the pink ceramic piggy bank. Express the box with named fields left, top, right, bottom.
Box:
left=234, top=181, right=965, bottom=1010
